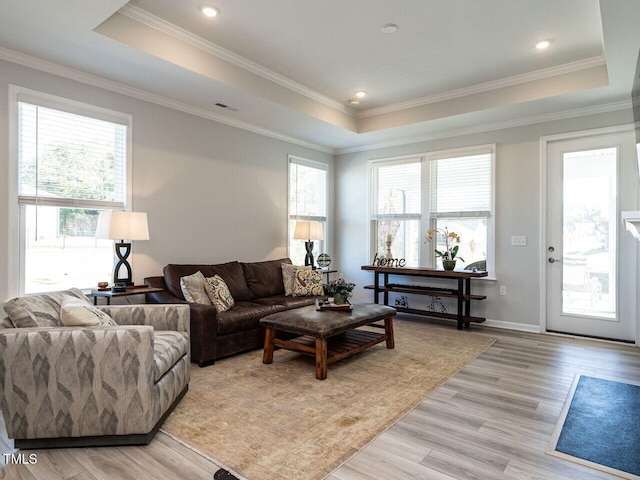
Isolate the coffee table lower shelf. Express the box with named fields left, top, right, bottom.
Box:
left=264, top=327, right=392, bottom=380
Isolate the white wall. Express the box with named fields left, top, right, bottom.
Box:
left=335, top=110, right=634, bottom=331
left=0, top=58, right=334, bottom=305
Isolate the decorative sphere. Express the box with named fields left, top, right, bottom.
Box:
left=317, top=253, right=331, bottom=267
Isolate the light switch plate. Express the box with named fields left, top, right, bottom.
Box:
left=511, top=235, right=527, bottom=246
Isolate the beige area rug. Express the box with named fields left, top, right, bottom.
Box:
left=161, top=319, right=496, bottom=480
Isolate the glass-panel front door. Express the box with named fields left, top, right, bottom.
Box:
left=546, top=131, right=637, bottom=341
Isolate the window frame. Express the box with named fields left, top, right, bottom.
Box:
left=9, top=85, right=133, bottom=295
left=287, top=155, right=329, bottom=266
left=369, top=156, right=424, bottom=267
left=369, top=145, right=496, bottom=275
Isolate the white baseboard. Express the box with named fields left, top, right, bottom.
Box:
left=479, top=318, right=543, bottom=333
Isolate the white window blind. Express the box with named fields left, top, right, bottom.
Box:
left=430, top=154, right=491, bottom=217
left=18, top=102, right=127, bottom=209
left=372, top=159, right=421, bottom=218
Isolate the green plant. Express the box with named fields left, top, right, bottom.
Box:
left=425, top=227, right=465, bottom=262
left=323, top=278, right=355, bottom=298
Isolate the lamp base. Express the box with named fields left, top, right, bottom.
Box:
left=113, top=241, right=134, bottom=286
left=304, top=240, right=315, bottom=268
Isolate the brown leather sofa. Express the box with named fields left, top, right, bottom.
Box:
left=145, top=258, right=320, bottom=367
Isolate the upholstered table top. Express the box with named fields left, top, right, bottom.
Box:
left=260, top=303, right=396, bottom=338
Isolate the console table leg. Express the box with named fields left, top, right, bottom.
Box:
left=457, top=278, right=464, bottom=330
left=315, top=337, right=328, bottom=380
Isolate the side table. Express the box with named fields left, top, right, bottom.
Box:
left=91, top=285, right=163, bottom=305
left=319, top=268, right=337, bottom=284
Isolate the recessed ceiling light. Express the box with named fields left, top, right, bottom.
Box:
left=535, top=39, right=551, bottom=50
left=355, top=91, right=367, bottom=98
left=201, top=5, right=219, bottom=17
left=381, top=23, right=398, bottom=34
left=348, top=100, right=360, bottom=105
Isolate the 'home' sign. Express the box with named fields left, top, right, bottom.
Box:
left=372, top=253, right=406, bottom=267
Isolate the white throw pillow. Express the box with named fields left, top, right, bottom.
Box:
left=60, top=295, right=116, bottom=327
left=180, top=271, right=212, bottom=305
left=282, top=263, right=311, bottom=296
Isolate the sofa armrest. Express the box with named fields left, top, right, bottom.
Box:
left=0, top=325, right=156, bottom=439
left=144, top=276, right=186, bottom=304
left=98, top=304, right=190, bottom=333
left=186, top=303, right=219, bottom=367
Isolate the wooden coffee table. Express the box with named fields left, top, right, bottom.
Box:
left=260, top=303, right=396, bottom=380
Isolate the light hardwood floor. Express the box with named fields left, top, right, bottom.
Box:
left=2, top=317, right=639, bottom=480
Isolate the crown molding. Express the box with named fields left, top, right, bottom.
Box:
left=357, top=56, right=607, bottom=119
left=0, top=46, right=629, bottom=158
left=337, top=99, right=632, bottom=155
left=119, top=5, right=354, bottom=117
left=0, top=46, right=333, bottom=154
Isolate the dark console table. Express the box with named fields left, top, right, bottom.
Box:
left=361, top=265, right=487, bottom=330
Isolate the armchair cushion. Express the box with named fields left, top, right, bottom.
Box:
left=3, top=288, right=92, bottom=328
left=153, top=331, right=189, bottom=382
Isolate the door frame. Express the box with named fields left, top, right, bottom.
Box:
left=539, top=124, right=638, bottom=345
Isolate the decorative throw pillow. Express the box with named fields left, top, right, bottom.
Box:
left=204, top=275, right=235, bottom=313
left=293, top=269, right=324, bottom=296
left=60, top=295, right=117, bottom=327
left=3, top=287, right=90, bottom=328
left=180, top=271, right=212, bottom=305
left=282, top=263, right=311, bottom=296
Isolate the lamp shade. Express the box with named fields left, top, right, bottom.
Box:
left=293, top=221, right=323, bottom=240
left=96, top=211, right=150, bottom=241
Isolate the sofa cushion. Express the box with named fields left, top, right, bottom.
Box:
left=216, top=301, right=286, bottom=335
left=242, top=258, right=291, bottom=299
left=60, top=295, right=117, bottom=327
left=164, top=262, right=251, bottom=302
left=153, top=330, right=189, bottom=382
left=282, top=263, right=311, bottom=296
left=204, top=275, right=235, bottom=313
left=4, top=288, right=91, bottom=328
left=180, top=271, right=212, bottom=305
left=293, top=269, right=324, bottom=296
left=254, top=295, right=319, bottom=309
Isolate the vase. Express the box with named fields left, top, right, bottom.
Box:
left=442, top=260, right=456, bottom=271
left=333, top=293, right=347, bottom=305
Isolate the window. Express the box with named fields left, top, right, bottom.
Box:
left=12, top=87, right=131, bottom=294
left=429, top=151, right=493, bottom=271
left=370, top=158, right=422, bottom=266
left=288, top=156, right=328, bottom=265
left=370, top=146, right=495, bottom=273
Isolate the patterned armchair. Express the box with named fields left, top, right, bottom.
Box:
left=0, top=289, right=190, bottom=448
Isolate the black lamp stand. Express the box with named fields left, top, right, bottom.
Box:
left=304, top=240, right=315, bottom=268
left=113, top=240, right=134, bottom=285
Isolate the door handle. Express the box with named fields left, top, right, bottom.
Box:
left=548, top=257, right=562, bottom=263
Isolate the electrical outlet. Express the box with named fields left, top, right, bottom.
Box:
left=511, top=235, right=527, bottom=246
left=499, top=285, right=507, bottom=296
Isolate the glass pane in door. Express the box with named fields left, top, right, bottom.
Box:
left=562, top=148, right=617, bottom=319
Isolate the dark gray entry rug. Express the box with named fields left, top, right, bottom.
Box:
left=549, top=375, right=640, bottom=479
